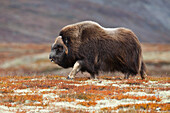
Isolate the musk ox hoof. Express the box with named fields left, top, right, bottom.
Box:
left=90, top=74, right=97, bottom=80
left=67, top=76, right=74, bottom=80
left=124, top=74, right=130, bottom=79
left=141, top=76, right=146, bottom=80
left=141, top=74, right=147, bottom=80
left=124, top=77, right=129, bottom=79
left=90, top=77, right=97, bottom=80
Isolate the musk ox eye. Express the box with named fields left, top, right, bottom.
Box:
left=65, top=39, right=68, bottom=44
left=64, top=37, right=69, bottom=44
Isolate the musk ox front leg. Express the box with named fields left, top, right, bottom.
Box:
left=124, top=74, right=130, bottom=79
left=67, top=61, right=82, bottom=79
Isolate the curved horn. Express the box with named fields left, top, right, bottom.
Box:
left=55, top=36, right=68, bottom=54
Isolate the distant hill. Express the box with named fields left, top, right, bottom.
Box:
left=0, top=0, right=170, bottom=43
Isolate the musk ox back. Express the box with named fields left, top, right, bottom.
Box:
left=49, top=21, right=147, bottom=79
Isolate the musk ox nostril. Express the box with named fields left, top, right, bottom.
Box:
left=49, top=54, right=54, bottom=60
left=49, top=55, right=51, bottom=59
left=49, top=55, right=54, bottom=62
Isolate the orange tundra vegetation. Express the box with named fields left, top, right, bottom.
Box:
left=77, top=101, right=97, bottom=107
left=101, top=103, right=170, bottom=111
left=111, top=95, right=161, bottom=102
left=0, top=75, right=169, bottom=112
left=0, top=94, right=43, bottom=107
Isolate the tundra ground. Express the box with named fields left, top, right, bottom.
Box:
left=0, top=75, right=169, bottom=112
left=0, top=43, right=169, bottom=112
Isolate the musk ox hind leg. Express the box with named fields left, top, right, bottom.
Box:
left=124, top=74, right=130, bottom=79
left=67, top=61, right=82, bottom=79
left=90, top=74, right=97, bottom=80
left=140, top=61, right=147, bottom=79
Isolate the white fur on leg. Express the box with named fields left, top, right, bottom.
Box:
left=68, top=61, right=81, bottom=79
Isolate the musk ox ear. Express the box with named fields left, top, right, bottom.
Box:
left=55, top=36, right=68, bottom=55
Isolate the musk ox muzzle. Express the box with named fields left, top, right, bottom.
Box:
left=49, top=36, right=68, bottom=63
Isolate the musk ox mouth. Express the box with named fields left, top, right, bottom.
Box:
left=50, top=58, right=59, bottom=64
left=50, top=56, right=63, bottom=64
left=51, top=59, right=54, bottom=62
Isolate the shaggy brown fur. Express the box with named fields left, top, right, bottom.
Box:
left=49, top=21, right=147, bottom=79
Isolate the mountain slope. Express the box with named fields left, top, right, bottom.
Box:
left=0, top=0, right=169, bottom=43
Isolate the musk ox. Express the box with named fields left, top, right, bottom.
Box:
left=49, top=21, right=147, bottom=79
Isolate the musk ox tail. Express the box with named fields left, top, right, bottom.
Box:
left=140, top=61, right=147, bottom=79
